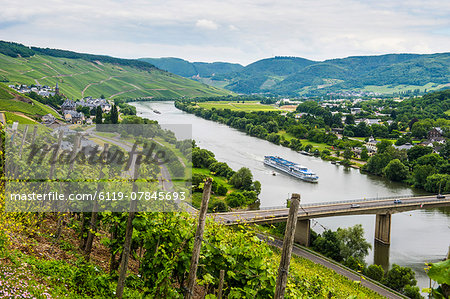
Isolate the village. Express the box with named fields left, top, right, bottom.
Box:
left=9, top=83, right=112, bottom=126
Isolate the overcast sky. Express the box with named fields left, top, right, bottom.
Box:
left=1, top=0, right=449, bottom=65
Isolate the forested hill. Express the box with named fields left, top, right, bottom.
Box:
left=0, top=40, right=233, bottom=99
left=139, top=57, right=244, bottom=78
left=223, top=53, right=450, bottom=95
left=145, top=53, right=450, bottom=96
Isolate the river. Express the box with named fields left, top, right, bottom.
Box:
left=132, top=101, right=449, bottom=293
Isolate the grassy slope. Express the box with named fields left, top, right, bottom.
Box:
left=0, top=83, right=60, bottom=119
left=0, top=53, right=233, bottom=100
left=3, top=112, right=38, bottom=124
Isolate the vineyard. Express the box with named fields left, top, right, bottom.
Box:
left=0, top=122, right=385, bottom=298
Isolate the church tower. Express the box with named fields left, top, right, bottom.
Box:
left=55, top=82, right=60, bottom=95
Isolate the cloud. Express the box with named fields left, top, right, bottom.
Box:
left=0, top=0, right=449, bottom=64
left=195, top=19, right=219, bottom=30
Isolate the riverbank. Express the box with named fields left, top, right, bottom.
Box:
left=131, top=100, right=449, bottom=294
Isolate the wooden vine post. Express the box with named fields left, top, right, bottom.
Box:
left=185, top=178, right=213, bottom=299
left=274, top=193, right=300, bottom=299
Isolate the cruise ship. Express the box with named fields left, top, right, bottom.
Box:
left=264, top=156, right=319, bottom=182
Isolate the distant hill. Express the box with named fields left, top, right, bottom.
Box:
left=0, top=41, right=233, bottom=99
left=216, top=54, right=450, bottom=95
left=139, top=57, right=244, bottom=78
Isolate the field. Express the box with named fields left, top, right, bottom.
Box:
left=197, top=100, right=279, bottom=111
left=3, top=112, right=38, bottom=124
left=360, top=82, right=449, bottom=94
left=0, top=53, right=233, bottom=100
left=279, top=131, right=331, bottom=151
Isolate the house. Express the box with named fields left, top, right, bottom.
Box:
left=61, top=99, right=76, bottom=112
left=41, top=113, right=56, bottom=125
left=295, top=113, right=308, bottom=119
left=427, top=127, right=444, bottom=142
left=365, top=119, right=381, bottom=126
left=350, top=108, right=362, bottom=114
left=101, top=103, right=111, bottom=113
left=365, top=136, right=380, bottom=153
left=394, top=143, right=413, bottom=151
left=75, top=97, right=111, bottom=112
left=64, top=110, right=85, bottom=124
left=355, top=118, right=381, bottom=126
left=331, top=128, right=344, bottom=134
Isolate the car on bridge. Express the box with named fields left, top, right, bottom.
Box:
left=350, top=204, right=361, bottom=208
left=437, top=194, right=445, bottom=199
left=394, top=199, right=402, bottom=204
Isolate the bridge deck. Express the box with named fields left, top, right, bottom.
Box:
left=213, top=194, right=450, bottom=224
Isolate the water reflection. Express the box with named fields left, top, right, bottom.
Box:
left=374, top=241, right=390, bottom=273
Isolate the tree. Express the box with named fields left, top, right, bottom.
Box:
left=252, top=180, right=261, bottom=195
left=225, top=191, right=245, bottom=208
left=360, top=147, right=369, bottom=160
left=383, top=264, right=417, bottom=293
left=312, top=230, right=343, bottom=262
left=192, top=148, right=216, bottom=168
left=345, top=115, right=355, bottom=125
left=424, top=174, right=450, bottom=193
left=111, top=104, right=119, bottom=124
left=440, top=141, right=450, bottom=160
left=343, top=147, right=353, bottom=160
left=383, top=159, right=409, bottom=182
left=365, top=264, right=384, bottom=281
left=344, top=256, right=366, bottom=272
left=407, top=145, right=433, bottom=161
left=411, top=122, right=427, bottom=139
left=266, top=133, right=281, bottom=145
left=416, top=153, right=444, bottom=167
left=408, top=118, right=419, bottom=130
left=364, top=153, right=392, bottom=176
left=403, top=285, right=422, bottom=299
left=376, top=140, right=392, bottom=154
left=95, top=106, right=103, bottom=124
left=336, top=224, right=371, bottom=261
left=413, top=164, right=436, bottom=189
left=230, top=167, right=253, bottom=190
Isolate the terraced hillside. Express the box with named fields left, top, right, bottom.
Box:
left=0, top=41, right=233, bottom=100
left=0, top=83, right=59, bottom=123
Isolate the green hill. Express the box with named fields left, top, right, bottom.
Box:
left=214, top=53, right=450, bottom=95
left=138, top=57, right=244, bottom=78
left=0, top=83, right=60, bottom=122
left=0, top=41, right=233, bottom=100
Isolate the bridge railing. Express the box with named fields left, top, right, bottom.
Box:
left=258, top=193, right=438, bottom=211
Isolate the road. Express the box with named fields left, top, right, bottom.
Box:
left=258, top=234, right=405, bottom=299
left=213, top=195, right=450, bottom=224
left=85, top=128, right=174, bottom=190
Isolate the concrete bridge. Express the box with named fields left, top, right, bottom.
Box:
left=213, top=194, right=450, bottom=246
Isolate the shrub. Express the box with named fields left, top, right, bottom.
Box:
left=216, top=184, right=228, bottom=196
left=226, top=192, right=246, bottom=208
left=210, top=199, right=228, bottom=212
left=365, top=264, right=384, bottom=281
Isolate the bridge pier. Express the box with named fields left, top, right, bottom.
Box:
left=375, top=214, right=391, bottom=245
left=294, top=219, right=310, bottom=246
